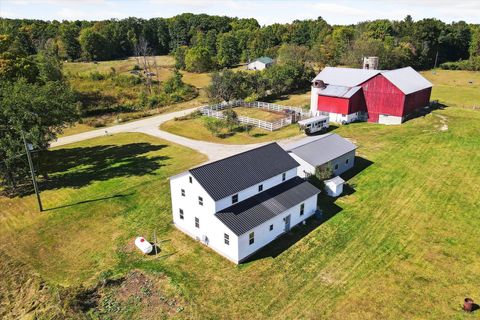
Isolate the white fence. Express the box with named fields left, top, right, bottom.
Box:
left=200, top=100, right=311, bottom=131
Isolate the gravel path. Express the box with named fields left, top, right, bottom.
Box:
left=52, top=107, right=321, bottom=162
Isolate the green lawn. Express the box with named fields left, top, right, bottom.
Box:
left=160, top=116, right=303, bottom=144
left=1, top=70, right=480, bottom=319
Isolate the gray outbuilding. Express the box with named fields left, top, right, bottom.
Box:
left=288, top=133, right=357, bottom=178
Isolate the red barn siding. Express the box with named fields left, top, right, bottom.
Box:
left=403, top=87, right=432, bottom=116
left=348, top=89, right=367, bottom=113
left=317, top=95, right=350, bottom=114
left=317, top=89, right=366, bottom=115
left=361, top=74, right=405, bottom=122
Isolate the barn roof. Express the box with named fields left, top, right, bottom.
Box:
left=254, top=56, right=273, bottom=64
left=288, top=134, right=357, bottom=167
left=189, top=143, right=299, bottom=201
left=381, top=67, right=433, bottom=94
left=313, top=66, right=432, bottom=95
left=313, top=67, right=380, bottom=87
left=317, top=85, right=362, bottom=98
left=215, top=177, right=320, bottom=236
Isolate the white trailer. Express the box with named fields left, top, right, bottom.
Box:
left=298, top=116, right=329, bottom=135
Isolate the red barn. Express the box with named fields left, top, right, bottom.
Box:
left=310, top=67, right=432, bottom=125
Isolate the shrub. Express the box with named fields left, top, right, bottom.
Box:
left=440, top=57, right=480, bottom=71
left=89, top=71, right=105, bottom=81
left=132, top=64, right=141, bottom=71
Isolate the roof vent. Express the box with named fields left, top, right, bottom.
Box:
left=313, top=80, right=326, bottom=89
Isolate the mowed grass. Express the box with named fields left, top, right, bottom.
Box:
left=268, top=88, right=311, bottom=109
left=2, top=107, right=479, bottom=319
left=0, top=133, right=207, bottom=286
left=160, top=117, right=302, bottom=144
left=421, top=69, right=480, bottom=108
left=1, top=70, right=479, bottom=319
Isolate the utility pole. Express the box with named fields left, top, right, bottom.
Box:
left=433, top=51, right=439, bottom=69
left=22, top=131, right=43, bottom=212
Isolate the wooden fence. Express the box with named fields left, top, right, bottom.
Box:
left=200, top=100, right=311, bottom=131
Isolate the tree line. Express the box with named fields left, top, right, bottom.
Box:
left=1, top=14, right=479, bottom=71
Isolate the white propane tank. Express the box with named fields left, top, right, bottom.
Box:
left=135, top=237, right=153, bottom=254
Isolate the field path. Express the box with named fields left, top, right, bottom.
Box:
left=52, top=107, right=315, bottom=162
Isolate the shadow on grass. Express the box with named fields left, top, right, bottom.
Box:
left=245, top=156, right=373, bottom=263
left=38, top=143, right=169, bottom=192
left=340, top=156, right=373, bottom=181
left=44, top=193, right=134, bottom=211
left=404, top=102, right=448, bottom=123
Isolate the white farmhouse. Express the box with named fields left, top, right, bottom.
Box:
left=247, top=56, right=274, bottom=70
left=170, top=143, right=320, bottom=264
left=288, top=133, right=357, bottom=178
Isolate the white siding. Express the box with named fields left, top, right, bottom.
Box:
left=378, top=114, right=403, bottom=125
left=170, top=172, right=240, bottom=262
left=289, top=151, right=355, bottom=177
left=215, top=168, right=298, bottom=211
left=237, top=195, right=318, bottom=262
left=289, top=153, right=315, bottom=178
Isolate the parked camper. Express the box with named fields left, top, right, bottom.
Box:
left=298, top=116, right=329, bottom=134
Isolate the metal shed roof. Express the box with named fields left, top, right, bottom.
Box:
left=189, top=143, right=299, bottom=201
left=381, top=67, right=433, bottom=94
left=289, top=133, right=357, bottom=167
left=215, top=177, right=320, bottom=236
left=313, top=67, right=380, bottom=87
left=317, top=85, right=362, bottom=98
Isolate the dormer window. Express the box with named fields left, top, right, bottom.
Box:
left=232, top=194, right=238, bottom=204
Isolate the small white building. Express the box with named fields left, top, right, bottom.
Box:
left=288, top=133, right=357, bottom=178
left=247, top=56, right=274, bottom=70
left=324, top=176, right=345, bottom=197
left=170, top=143, right=320, bottom=264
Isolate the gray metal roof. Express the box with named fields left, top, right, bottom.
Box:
left=289, top=134, right=357, bottom=167
left=313, top=67, right=380, bottom=87
left=317, top=85, right=362, bottom=98
left=313, top=66, right=432, bottom=95
left=381, top=67, right=432, bottom=94
left=215, top=177, right=320, bottom=236
left=189, top=143, right=299, bottom=201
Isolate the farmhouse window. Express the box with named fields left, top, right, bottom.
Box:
left=198, top=196, right=203, bottom=206
left=232, top=194, right=238, bottom=204
left=346, top=158, right=349, bottom=165
left=269, top=224, right=273, bottom=231
left=189, top=176, right=193, bottom=183
left=334, top=164, right=339, bottom=170
left=282, top=172, right=286, bottom=181
left=181, top=189, right=185, bottom=197
left=179, top=208, right=184, bottom=220
left=224, top=233, right=230, bottom=245
left=249, top=232, right=255, bottom=245
left=300, top=203, right=305, bottom=216
left=258, top=184, right=263, bottom=192
left=195, top=217, right=199, bottom=228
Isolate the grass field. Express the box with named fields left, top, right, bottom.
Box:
left=234, top=107, right=287, bottom=122
left=61, top=55, right=212, bottom=137
left=1, top=70, right=480, bottom=319
left=160, top=117, right=302, bottom=144
left=268, top=88, right=311, bottom=109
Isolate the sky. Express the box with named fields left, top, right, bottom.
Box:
left=1, top=0, right=479, bottom=25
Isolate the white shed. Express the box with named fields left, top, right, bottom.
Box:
left=247, top=57, right=274, bottom=70
left=324, top=176, right=345, bottom=197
